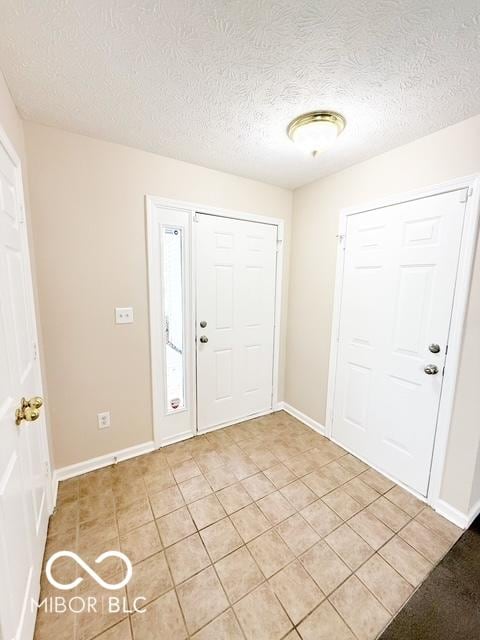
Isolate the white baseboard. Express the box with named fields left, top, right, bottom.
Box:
left=160, top=430, right=195, bottom=447
left=277, top=401, right=326, bottom=435
left=434, top=499, right=470, bottom=529
left=52, top=440, right=156, bottom=507
left=467, top=496, right=480, bottom=527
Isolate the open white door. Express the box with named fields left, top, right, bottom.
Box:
left=196, top=214, right=277, bottom=432
left=332, top=188, right=467, bottom=496
left=0, top=130, right=51, bottom=640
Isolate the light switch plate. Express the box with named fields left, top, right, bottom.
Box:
left=115, top=307, right=133, bottom=324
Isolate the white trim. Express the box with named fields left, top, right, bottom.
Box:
left=434, top=499, right=470, bottom=529
left=467, top=497, right=480, bottom=528
left=52, top=441, right=156, bottom=503
left=325, top=174, right=480, bottom=515
left=160, top=431, right=195, bottom=447
left=277, top=401, right=326, bottom=435
left=146, top=195, right=285, bottom=447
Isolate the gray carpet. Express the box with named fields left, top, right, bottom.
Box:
left=379, top=515, right=480, bottom=639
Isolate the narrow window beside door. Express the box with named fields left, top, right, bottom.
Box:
left=162, top=226, right=186, bottom=412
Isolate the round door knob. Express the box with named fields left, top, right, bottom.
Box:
left=199, top=335, right=208, bottom=344
left=424, top=364, right=439, bottom=375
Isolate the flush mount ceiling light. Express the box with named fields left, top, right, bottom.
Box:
left=287, top=111, right=346, bottom=157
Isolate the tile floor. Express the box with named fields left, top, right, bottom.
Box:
left=35, top=411, right=462, bottom=640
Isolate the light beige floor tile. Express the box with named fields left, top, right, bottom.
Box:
left=348, top=509, right=394, bottom=550
left=379, top=536, right=433, bottom=587
left=342, top=478, right=380, bottom=507
left=120, top=521, right=162, bottom=565
left=200, top=517, right=243, bottom=562
left=247, top=448, right=280, bottom=471
left=301, top=500, right=343, bottom=537
left=359, top=468, right=395, bottom=494
left=248, top=529, right=294, bottom=577
left=234, top=583, right=292, bottom=640
left=330, top=575, right=390, bottom=640
left=415, top=506, right=462, bottom=544
left=269, top=560, right=324, bottom=624
left=78, top=516, right=118, bottom=554
left=300, top=540, right=351, bottom=595
left=297, top=600, right=356, bottom=640
left=95, top=619, right=132, bottom=640
left=156, top=506, right=196, bottom=547
left=367, top=496, right=411, bottom=532
left=143, top=468, right=176, bottom=494
left=127, top=551, right=172, bottom=606
left=230, top=504, right=271, bottom=542
left=337, top=454, right=369, bottom=475
left=356, top=554, right=414, bottom=614
left=204, top=465, right=237, bottom=491
left=177, top=566, right=229, bottom=634
left=263, top=463, right=297, bottom=488
left=321, top=460, right=357, bottom=485
left=241, top=472, right=276, bottom=500
left=216, top=483, right=253, bottom=514
left=79, top=492, right=115, bottom=523
left=178, top=475, right=212, bottom=504
left=284, top=630, right=302, bottom=639
left=117, top=498, right=154, bottom=535
left=215, top=546, right=264, bottom=602
left=398, top=519, right=452, bottom=563
left=385, top=485, right=425, bottom=517
left=188, top=494, right=226, bottom=530
left=276, top=513, right=320, bottom=555
left=149, top=485, right=185, bottom=517
left=230, top=458, right=260, bottom=481
left=172, top=459, right=202, bottom=484
left=280, top=479, right=317, bottom=510
left=191, top=609, right=244, bottom=640
left=34, top=609, right=76, bottom=640
left=322, top=489, right=363, bottom=520
left=131, top=590, right=187, bottom=640
left=283, top=453, right=318, bottom=477
left=325, top=524, right=374, bottom=570
left=302, top=470, right=338, bottom=497
left=257, top=491, right=296, bottom=525
left=166, top=533, right=211, bottom=584
left=194, top=450, right=224, bottom=473
left=48, top=501, right=79, bottom=536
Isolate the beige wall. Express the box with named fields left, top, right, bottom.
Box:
left=287, top=114, right=480, bottom=515
left=24, top=122, right=292, bottom=469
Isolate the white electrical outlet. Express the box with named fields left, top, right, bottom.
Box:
left=115, top=307, right=133, bottom=324
left=97, top=411, right=110, bottom=429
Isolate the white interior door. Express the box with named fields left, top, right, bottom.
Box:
left=332, top=188, right=467, bottom=495
left=196, top=214, right=277, bottom=432
left=0, top=134, right=50, bottom=640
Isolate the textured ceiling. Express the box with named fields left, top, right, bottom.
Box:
left=1, top=1, right=480, bottom=189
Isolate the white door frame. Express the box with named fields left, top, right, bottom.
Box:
left=146, top=195, right=285, bottom=448
left=326, top=174, right=480, bottom=510
left=0, top=123, right=53, bottom=514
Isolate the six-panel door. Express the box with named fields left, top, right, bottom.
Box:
left=332, top=189, right=467, bottom=495
left=196, top=214, right=277, bottom=432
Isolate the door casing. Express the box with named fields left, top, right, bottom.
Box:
left=326, top=174, right=480, bottom=516
left=146, top=196, right=285, bottom=448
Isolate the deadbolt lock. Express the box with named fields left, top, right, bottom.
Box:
left=428, top=343, right=441, bottom=354
left=200, top=320, right=207, bottom=328
left=15, top=396, right=43, bottom=426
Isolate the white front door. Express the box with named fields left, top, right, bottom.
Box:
left=196, top=214, right=277, bottom=432
left=0, top=134, right=51, bottom=639
left=332, top=188, right=467, bottom=495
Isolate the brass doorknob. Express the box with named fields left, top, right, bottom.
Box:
left=15, top=396, right=43, bottom=426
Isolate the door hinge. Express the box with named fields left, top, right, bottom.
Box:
left=193, top=212, right=199, bottom=223
left=44, top=461, right=50, bottom=477
left=33, top=342, right=38, bottom=360
left=336, top=233, right=346, bottom=250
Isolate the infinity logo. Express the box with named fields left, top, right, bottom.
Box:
left=46, top=551, right=133, bottom=591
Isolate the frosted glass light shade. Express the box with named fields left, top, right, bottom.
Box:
left=287, top=111, right=345, bottom=156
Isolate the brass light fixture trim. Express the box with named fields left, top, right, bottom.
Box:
left=287, top=111, right=346, bottom=156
